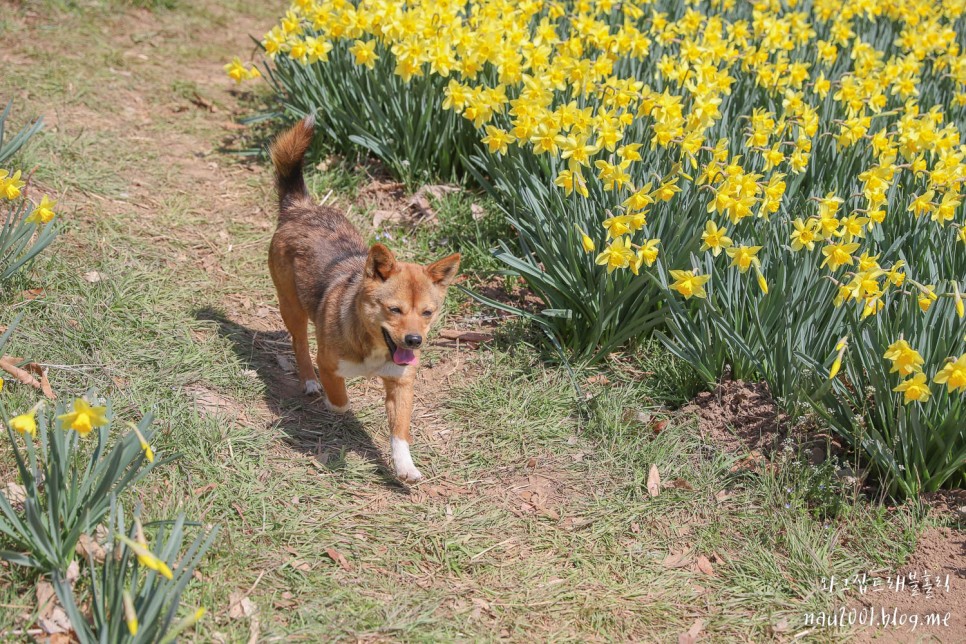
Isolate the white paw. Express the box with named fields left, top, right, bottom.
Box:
left=304, top=380, right=321, bottom=395
left=396, top=463, right=423, bottom=483
left=323, top=397, right=350, bottom=413
left=392, top=437, right=422, bottom=483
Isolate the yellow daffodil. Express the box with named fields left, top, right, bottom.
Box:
left=127, top=422, right=155, bottom=463
left=755, top=267, right=768, bottom=294
left=0, top=169, right=25, bottom=200
left=349, top=40, right=379, bottom=69
left=224, top=57, right=258, bottom=83
left=595, top=236, right=635, bottom=273
left=58, top=398, right=109, bottom=437
left=575, top=225, right=595, bottom=253
left=934, top=355, right=966, bottom=393
left=123, top=589, right=139, bottom=636
left=789, top=218, right=818, bottom=252
left=725, top=245, right=762, bottom=273
left=828, top=336, right=848, bottom=380
left=669, top=270, right=710, bottom=299
left=117, top=534, right=174, bottom=580
left=883, top=339, right=924, bottom=377
left=162, top=607, right=207, bottom=643
left=8, top=408, right=38, bottom=438
left=25, top=195, right=56, bottom=224
left=894, top=372, right=931, bottom=404
left=821, top=241, right=860, bottom=271
left=633, top=239, right=660, bottom=274
left=700, top=220, right=732, bottom=257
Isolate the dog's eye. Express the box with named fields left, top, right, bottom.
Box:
left=422, top=310, right=433, bottom=318
left=389, top=306, right=402, bottom=314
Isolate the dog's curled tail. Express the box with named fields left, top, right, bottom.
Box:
left=270, top=115, right=315, bottom=209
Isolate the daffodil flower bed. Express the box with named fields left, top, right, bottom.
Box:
left=235, top=0, right=966, bottom=494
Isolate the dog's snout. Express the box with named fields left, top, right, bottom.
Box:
left=404, top=334, right=423, bottom=349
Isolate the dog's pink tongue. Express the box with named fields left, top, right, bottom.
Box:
left=393, top=348, right=418, bottom=366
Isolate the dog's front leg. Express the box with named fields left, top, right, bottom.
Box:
left=383, top=376, right=421, bottom=482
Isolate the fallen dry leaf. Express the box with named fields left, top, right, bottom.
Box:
left=667, top=478, right=694, bottom=491
left=729, top=451, right=763, bottom=473
left=409, top=194, right=436, bottom=221
left=678, top=618, right=704, bottom=644
left=275, top=354, right=296, bottom=373
left=3, top=481, right=26, bottom=508
left=76, top=533, right=106, bottom=564
left=696, top=555, right=715, bottom=576
left=0, top=356, right=56, bottom=399
left=193, top=482, right=218, bottom=497
left=623, top=409, right=651, bottom=425
left=22, top=361, right=55, bottom=399
left=36, top=580, right=72, bottom=635
left=372, top=184, right=459, bottom=229
left=372, top=209, right=404, bottom=228
left=21, top=288, right=44, bottom=300
left=190, top=92, right=217, bottom=112
left=274, top=591, right=297, bottom=609
left=65, top=560, right=80, bottom=585
left=539, top=507, right=560, bottom=520
left=646, top=464, right=661, bottom=498
left=325, top=548, right=351, bottom=571
left=663, top=551, right=692, bottom=569
left=83, top=270, right=102, bottom=283
left=228, top=591, right=257, bottom=620
left=651, top=419, right=668, bottom=434
left=471, top=203, right=486, bottom=221
left=585, top=373, right=610, bottom=385
left=630, top=522, right=640, bottom=534
left=409, top=184, right=458, bottom=222
left=438, top=329, right=494, bottom=343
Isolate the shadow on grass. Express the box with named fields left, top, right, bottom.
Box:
left=194, top=306, right=407, bottom=494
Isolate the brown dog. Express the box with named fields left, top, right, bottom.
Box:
left=268, top=117, right=460, bottom=482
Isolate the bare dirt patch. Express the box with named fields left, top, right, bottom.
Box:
left=921, top=489, right=966, bottom=523
left=681, top=379, right=785, bottom=455
left=852, top=527, right=965, bottom=642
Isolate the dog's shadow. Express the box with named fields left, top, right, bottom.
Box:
left=194, top=307, right=406, bottom=493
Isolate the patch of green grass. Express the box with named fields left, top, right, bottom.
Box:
left=369, top=190, right=511, bottom=278
left=579, top=359, right=921, bottom=640
left=122, top=0, right=181, bottom=10
left=304, top=158, right=369, bottom=202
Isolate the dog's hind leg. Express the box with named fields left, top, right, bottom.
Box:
left=275, top=288, right=318, bottom=395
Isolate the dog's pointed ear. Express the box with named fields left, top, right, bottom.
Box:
left=366, top=244, right=398, bottom=281
left=426, top=253, right=461, bottom=287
